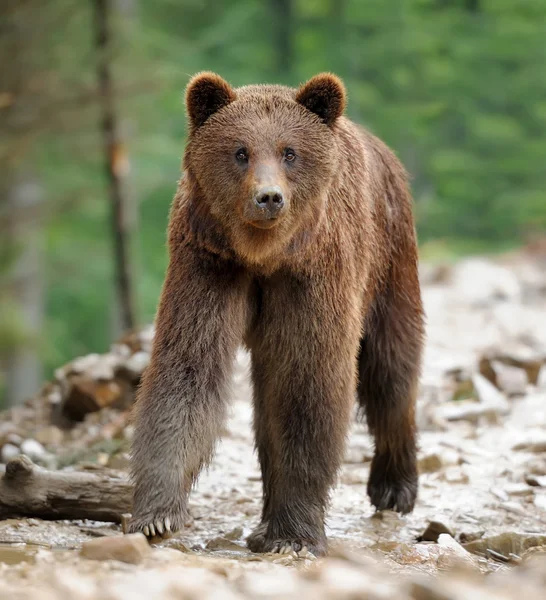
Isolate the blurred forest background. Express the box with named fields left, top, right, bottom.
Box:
left=1, top=0, right=545, bottom=408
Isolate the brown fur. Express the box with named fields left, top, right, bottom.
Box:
left=129, top=73, right=425, bottom=556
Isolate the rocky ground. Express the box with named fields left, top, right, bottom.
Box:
left=1, top=249, right=546, bottom=599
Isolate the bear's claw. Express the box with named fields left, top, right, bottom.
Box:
left=247, top=523, right=325, bottom=556
left=276, top=541, right=311, bottom=556
left=129, top=513, right=179, bottom=540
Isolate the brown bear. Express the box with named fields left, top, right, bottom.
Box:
left=129, top=72, right=424, bottom=556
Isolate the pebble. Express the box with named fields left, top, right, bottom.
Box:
left=537, top=365, right=546, bottom=389
left=80, top=533, right=151, bottom=564
left=419, top=447, right=461, bottom=473
left=437, top=534, right=471, bottom=557
left=418, top=521, right=455, bottom=542
left=504, top=483, right=534, bottom=497
left=35, top=426, right=64, bottom=447
left=6, top=433, right=23, bottom=446
left=513, top=435, right=546, bottom=453
left=239, top=568, right=299, bottom=597
left=107, top=453, right=130, bottom=470
left=442, top=466, right=470, bottom=484
left=205, top=536, right=246, bottom=552
left=463, top=532, right=546, bottom=558
left=526, top=474, right=546, bottom=487
left=20, top=439, right=47, bottom=461
left=534, top=494, right=546, bottom=511
left=1, top=443, right=21, bottom=463
left=319, top=559, right=394, bottom=598
left=124, top=351, right=149, bottom=378
left=490, top=361, right=528, bottom=396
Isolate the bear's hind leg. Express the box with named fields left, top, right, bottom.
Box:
left=358, top=265, right=424, bottom=514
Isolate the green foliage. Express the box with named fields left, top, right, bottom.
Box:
left=4, top=0, right=546, bottom=386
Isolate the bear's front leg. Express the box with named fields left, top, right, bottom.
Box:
left=129, top=245, right=249, bottom=539
left=247, top=271, right=361, bottom=556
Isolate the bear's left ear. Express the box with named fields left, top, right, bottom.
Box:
left=185, top=72, right=236, bottom=130
left=295, top=73, right=346, bottom=127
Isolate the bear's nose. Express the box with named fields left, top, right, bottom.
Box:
left=254, top=186, right=285, bottom=216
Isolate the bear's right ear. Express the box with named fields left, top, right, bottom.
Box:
left=185, top=72, right=236, bottom=130
left=295, top=73, right=346, bottom=127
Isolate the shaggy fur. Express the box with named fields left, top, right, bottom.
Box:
left=129, top=72, right=425, bottom=556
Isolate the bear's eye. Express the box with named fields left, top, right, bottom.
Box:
left=235, top=147, right=249, bottom=163
left=283, top=148, right=296, bottom=162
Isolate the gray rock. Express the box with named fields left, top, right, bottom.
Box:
left=123, top=351, right=149, bottom=378
left=20, top=439, right=46, bottom=461
left=1, top=443, right=21, bottom=463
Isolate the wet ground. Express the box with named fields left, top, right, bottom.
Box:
left=1, top=251, right=546, bottom=598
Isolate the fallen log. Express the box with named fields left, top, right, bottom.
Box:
left=0, top=455, right=132, bottom=523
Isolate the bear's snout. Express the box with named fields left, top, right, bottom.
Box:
left=244, top=185, right=286, bottom=228
left=255, top=186, right=284, bottom=215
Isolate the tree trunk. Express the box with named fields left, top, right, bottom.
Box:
left=93, top=0, right=136, bottom=334
left=270, top=0, right=293, bottom=81
left=0, top=2, right=44, bottom=407
left=3, top=173, right=44, bottom=407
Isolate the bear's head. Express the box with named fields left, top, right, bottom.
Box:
left=183, top=72, right=346, bottom=265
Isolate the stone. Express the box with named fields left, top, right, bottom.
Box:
left=318, top=559, right=393, bottom=598
left=463, top=532, right=546, bottom=558
left=418, top=448, right=460, bottom=474
left=490, top=361, right=528, bottom=396
left=451, top=376, right=476, bottom=401
left=418, top=521, right=455, bottom=543
left=123, top=351, right=149, bottom=380
left=107, top=452, right=130, bottom=470
left=80, top=533, right=151, bottom=564
left=205, top=536, right=246, bottom=552
left=451, top=258, right=521, bottom=306
left=459, top=531, right=485, bottom=544
left=472, top=373, right=510, bottom=409
left=61, top=377, right=124, bottom=422
left=0, top=423, right=22, bottom=446
left=6, top=433, right=23, bottom=446
left=526, top=474, right=546, bottom=487
left=480, top=349, right=545, bottom=387
left=20, top=439, right=47, bottom=461
left=437, top=371, right=511, bottom=423
left=55, top=353, right=101, bottom=380
left=223, top=526, right=244, bottom=541
left=436, top=392, right=509, bottom=424
left=534, top=494, right=546, bottom=511
left=340, top=468, right=367, bottom=485
left=504, top=483, right=533, bottom=497
left=538, top=366, right=546, bottom=389
left=443, top=466, right=470, bottom=484
left=1, top=443, right=20, bottom=463
left=436, top=534, right=479, bottom=570
left=513, top=434, right=546, bottom=453
left=418, top=451, right=443, bottom=473
left=35, top=426, right=64, bottom=447
left=499, top=501, right=527, bottom=517
left=162, top=538, right=191, bottom=553
left=239, top=568, right=300, bottom=597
